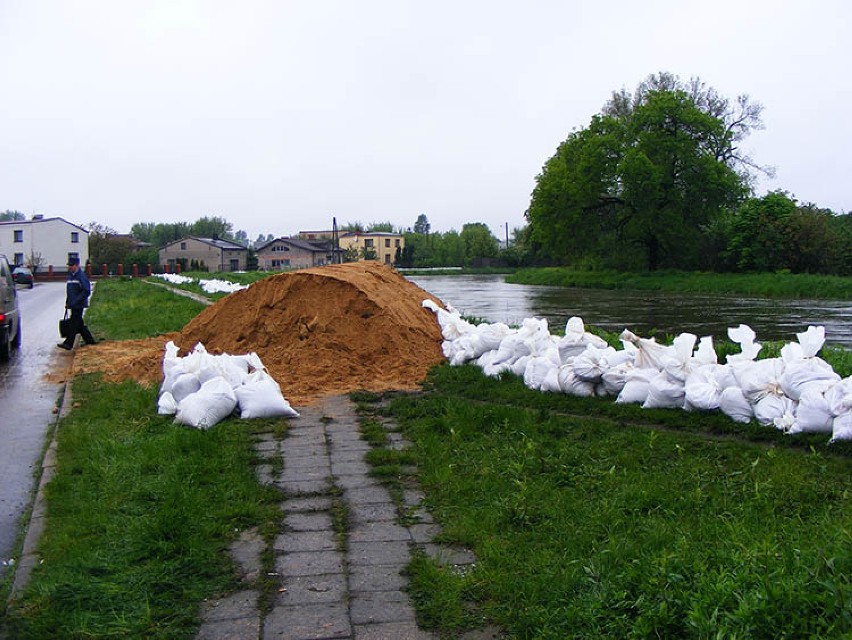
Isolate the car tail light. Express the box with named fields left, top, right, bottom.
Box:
left=0, top=313, right=5, bottom=323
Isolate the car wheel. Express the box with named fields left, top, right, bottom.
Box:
left=0, top=327, right=9, bottom=362
left=12, top=321, right=21, bottom=350
left=28, top=283, right=33, bottom=289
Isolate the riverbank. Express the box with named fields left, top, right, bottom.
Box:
left=507, top=268, right=852, bottom=299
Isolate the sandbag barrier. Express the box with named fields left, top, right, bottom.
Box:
left=422, top=300, right=852, bottom=444
left=157, top=341, right=299, bottom=429
left=152, top=273, right=249, bottom=294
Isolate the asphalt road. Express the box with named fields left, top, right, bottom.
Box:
left=0, top=280, right=68, bottom=580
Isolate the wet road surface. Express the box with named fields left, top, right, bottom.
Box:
left=0, top=281, right=68, bottom=580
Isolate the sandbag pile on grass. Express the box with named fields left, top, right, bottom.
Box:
left=423, top=300, right=852, bottom=444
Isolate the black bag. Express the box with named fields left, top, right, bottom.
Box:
left=59, top=311, right=71, bottom=338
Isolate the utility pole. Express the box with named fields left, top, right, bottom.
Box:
left=505, top=222, right=509, bottom=248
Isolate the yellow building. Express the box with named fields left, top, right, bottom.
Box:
left=296, top=230, right=404, bottom=265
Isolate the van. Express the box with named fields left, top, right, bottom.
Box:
left=0, top=254, right=22, bottom=361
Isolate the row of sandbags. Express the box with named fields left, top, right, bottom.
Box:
left=152, top=273, right=249, bottom=294
left=421, top=300, right=852, bottom=443
left=157, top=341, right=299, bottom=429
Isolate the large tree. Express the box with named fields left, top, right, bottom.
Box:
left=527, top=73, right=761, bottom=270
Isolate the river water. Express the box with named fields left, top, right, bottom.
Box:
left=407, top=274, right=852, bottom=348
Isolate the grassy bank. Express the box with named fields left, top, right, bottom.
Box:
left=508, top=268, right=852, bottom=299
left=4, top=278, right=283, bottom=639
left=362, top=366, right=852, bottom=638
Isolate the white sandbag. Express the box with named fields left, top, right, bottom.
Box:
left=171, top=372, right=201, bottom=404
left=719, top=387, right=754, bottom=423
left=174, top=376, right=238, bottom=429
left=726, top=324, right=762, bottom=363
left=643, top=371, right=686, bottom=410
left=558, top=365, right=597, bottom=397
left=794, top=325, right=827, bottom=358
left=684, top=365, right=723, bottom=411
left=732, top=358, right=786, bottom=405
left=600, top=362, right=633, bottom=396
left=619, top=330, right=672, bottom=371
left=661, top=332, right=698, bottom=383
left=573, top=345, right=615, bottom=383
left=616, top=367, right=658, bottom=404
left=235, top=371, right=300, bottom=419
left=830, top=412, right=852, bottom=443
left=778, top=339, right=840, bottom=401
left=825, top=377, right=852, bottom=416
left=693, top=336, right=718, bottom=367
left=510, top=355, right=532, bottom=378
left=523, top=356, right=557, bottom=392
left=753, top=394, right=795, bottom=426
left=157, top=391, right=177, bottom=416
left=540, top=366, right=562, bottom=393
left=557, top=316, right=608, bottom=363
left=788, top=388, right=834, bottom=434
left=422, top=299, right=475, bottom=341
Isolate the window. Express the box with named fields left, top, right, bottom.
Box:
left=13, top=253, right=23, bottom=266
left=13, top=230, right=22, bottom=242
left=180, top=242, right=187, bottom=250
left=364, top=239, right=374, bottom=248
left=71, top=232, right=79, bottom=243
left=385, top=238, right=391, bottom=248
left=395, top=239, right=400, bottom=247
left=385, top=254, right=391, bottom=264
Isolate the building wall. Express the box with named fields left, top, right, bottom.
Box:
left=159, top=238, right=247, bottom=272
left=339, top=233, right=403, bottom=265
left=256, top=241, right=324, bottom=270
left=0, top=218, right=89, bottom=271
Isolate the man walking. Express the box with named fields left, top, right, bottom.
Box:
left=57, top=257, right=96, bottom=350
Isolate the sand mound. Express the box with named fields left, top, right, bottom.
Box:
left=72, top=262, right=447, bottom=405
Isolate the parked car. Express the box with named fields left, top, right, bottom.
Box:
left=12, top=266, right=34, bottom=288
left=0, top=255, right=22, bottom=361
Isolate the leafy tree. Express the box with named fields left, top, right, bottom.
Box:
left=192, top=216, right=233, bottom=240
left=1, top=210, right=25, bottom=221
left=724, top=191, right=796, bottom=272
left=460, top=223, right=499, bottom=266
left=527, top=73, right=759, bottom=270
left=367, top=221, right=395, bottom=232
left=413, top=214, right=431, bottom=235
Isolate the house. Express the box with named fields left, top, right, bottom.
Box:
left=338, top=231, right=403, bottom=265
left=159, top=236, right=248, bottom=272
left=0, top=215, right=89, bottom=272
left=255, top=237, right=338, bottom=271
left=295, top=230, right=404, bottom=265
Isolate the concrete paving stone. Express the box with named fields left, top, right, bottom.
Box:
left=331, top=461, right=371, bottom=475
left=230, top=529, right=264, bottom=582
left=196, top=614, right=261, bottom=640
left=347, top=541, right=410, bottom=567
left=406, top=508, right=434, bottom=524
left=282, top=444, right=327, bottom=458
left=256, top=464, right=275, bottom=486
left=348, top=564, right=409, bottom=592
left=281, top=496, right=334, bottom=513
left=277, top=479, right=331, bottom=496
left=353, top=622, right=436, bottom=640
left=199, top=589, right=259, bottom=622
left=262, top=602, right=351, bottom=640
left=279, top=468, right=331, bottom=484
left=402, top=488, right=426, bottom=507
left=348, top=522, right=411, bottom=543
left=328, top=440, right=371, bottom=453
left=276, top=551, right=345, bottom=577
left=334, top=474, right=380, bottom=491
left=344, top=486, right=393, bottom=505
left=407, top=523, right=442, bottom=545
left=275, top=573, right=348, bottom=606
left=285, top=434, right=328, bottom=447
left=328, top=449, right=368, bottom=464
left=349, top=591, right=417, bottom=625
left=347, top=502, right=398, bottom=525
left=254, top=440, right=279, bottom=453
left=389, top=440, right=412, bottom=451
left=285, top=512, right=333, bottom=532
left=421, top=544, right=477, bottom=567
left=274, top=530, right=338, bottom=553
left=284, top=457, right=331, bottom=471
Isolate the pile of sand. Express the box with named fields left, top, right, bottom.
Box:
left=72, top=262, right=447, bottom=406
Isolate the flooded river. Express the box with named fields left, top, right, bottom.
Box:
left=407, top=274, right=852, bottom=348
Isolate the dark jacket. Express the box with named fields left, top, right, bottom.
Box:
left=65, top=268, right=91, bottom=310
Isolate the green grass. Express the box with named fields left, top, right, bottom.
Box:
left=3, top=276, right=285, bottom=639
left=382, top=365, right=852, bottom=639
left=5, top=376, right=282, bottom=639
left=508, top=268, right=852, bottom=300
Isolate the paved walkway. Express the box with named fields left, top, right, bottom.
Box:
left=197, top=395, right=483, bottom=640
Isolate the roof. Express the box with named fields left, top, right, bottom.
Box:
left=0, top=216, right=89, bottom=233
left=164, top=236, right=247, bottom=251
left=257, top=237, right=333, bottom=253
left=339, top=231, right=402, bottom=238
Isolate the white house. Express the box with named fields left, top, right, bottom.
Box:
left=0, top=216, right=90, bottom=272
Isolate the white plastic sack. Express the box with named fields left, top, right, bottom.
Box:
left=643, top=371, right=686, bottom=410
left=684, top=365, right=723, bottom=411
left=753, top=394, right=795, bottom=427
left=157, top=391, right=177, bottom=416
left=789, top=388, right=834, bottom=434
left=619, top=330, right=672, bottom=371
left=719, top=387, right=754, bottom=423
left=732, top=358, right=786, bottom=405
left=600, top=362, right=632, bottom=396
left=726, top=324, right=762, bottom=363
left=235, top=371, right=300, bottom=419
left=171, top=372, right=201, bottom=404
left=830, top=412, right=852, bottom=443
left=826, top=377, right=852, bottom=416
left=557, top=317, right=608, bottom=363
left=174, top=376, right=238, bottom=429
left=616, top=367, right=658, bottom=405
left=558, top=365, right=597, bottom=397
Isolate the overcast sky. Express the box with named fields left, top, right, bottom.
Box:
left=1, top=1, right=849, bottom=241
